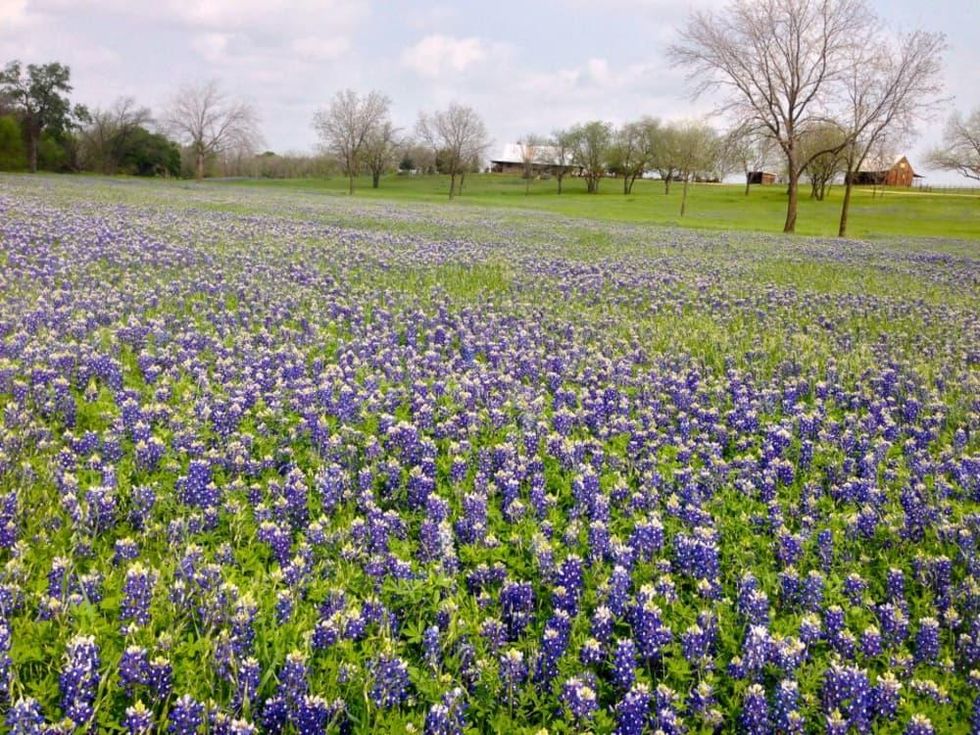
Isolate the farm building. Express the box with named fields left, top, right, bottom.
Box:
left=747, top=171, right=778, bottom=185
left=846, top=155, right=921, bottom=187
left=490, top=144, right=582, bottom=177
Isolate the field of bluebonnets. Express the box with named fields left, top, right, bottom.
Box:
left=0, top=174, right=978, bottom=735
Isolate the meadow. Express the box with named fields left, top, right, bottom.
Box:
left=221, top=173, right=980, bottom=242
left=0, top=174, right=978, bottom=734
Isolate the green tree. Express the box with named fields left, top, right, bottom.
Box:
left=0, top=60, right=88, bottom=172
left=569, top=121, right=612, bottom=194
left=120, top=127, right=181, bottom=176
left=0, top=115, right=26, bottom=170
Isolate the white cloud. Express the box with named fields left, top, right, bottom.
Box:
left=291, top=36, right=351, bottom=62
left=401, top=34, right=496, bottom=77
left=0, top=0, right=27, bottom=26
left=191, top=32, right=233, bottom=63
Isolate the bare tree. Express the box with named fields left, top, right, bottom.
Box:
left=569, top=121, right=612, bottom=194
left=927, top=107, right=980, bottom=183
left=517, top=134, right=543, bottom=194
left=800, top=123, right=848, bottom=200
left=669, top=0, right=874, bottom=232
left=416, top=103, right=489, bottom=199
left=609, top=120, right=652, bottom=195
left=674, top=121, right=722, bottom=216
left=724, top=123, right=779, bottom=195
left=82, top=97, right=152, bottom=174
left=550, top=128, right=576, bottom=194
left=312, top=89, right=390, bottom=194
left=836, top=30, right=945, bottom=235
left=647, top=122, right=682, bottom=195
left=163, top=80, right=260, bottom=180
left=363, top=120, right=401, bottom=189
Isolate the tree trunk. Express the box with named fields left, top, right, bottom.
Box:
left=745, top=174, right=751, bottom=196
left=783, top=168, right=800, bottom=233
left=838, top=177, right=854, bottom=237
left=623, top=176, right=629, bottom=195
left=449, top=171, right=456, bottom=200
left=372, top=171, right=380, bottom=189
left=680, top=176, right=690, bottom=217
left=664, top=176, right=671, bottom=195
left=557, top=175, right=563, bottom=195
left=195, top=148, right=205, bottom=181
left=27, top=132, right=38, bottom=173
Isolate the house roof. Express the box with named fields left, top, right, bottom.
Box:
left=490, top=144, right=574, bottom=166
left=858, top=155, right=916, bottom=175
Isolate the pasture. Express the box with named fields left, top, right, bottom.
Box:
left=0, top=174, right=978, bottom=733
left=222, top=173, right=980, bottom=241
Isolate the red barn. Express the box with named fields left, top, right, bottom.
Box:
left=846, top=156, right=920, bottom=187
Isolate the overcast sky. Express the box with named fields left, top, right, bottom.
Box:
left=1, top=0, right=977, bottom=183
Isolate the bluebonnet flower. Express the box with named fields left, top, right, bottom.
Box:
left=612, top=638, right=637, bottom=690
left=148, top=657, right=173, bottom=699
left=228, top=656, right=259, bottom=709
left=861, top=626, right=883, bottom=658
left=423, top=688, right=467, bottom=735
left=873, top=672, right=902, bottom=721
left=260, top=697, right=288, bottom=734
left=121, top=563, right=157, bottom=629
left=129, top=485, right=156, bottom=530
left=370, top=654, right=410, bottom=709
left=123, top=700, right=154, bottom=734
left=60, top=634, right=100, bottom=726
left=605, top=566, right=632, bottom=617
left=817, top=529, right=834, bottom=571
left=904, top=714, right=935, bottom=735
left=499, top=581, right=534, bottom=639
left=877, top=603, right=909, bottom=646
left=499, top=647, right=527, bottom=700
left=533, top=610, right=571, bottom=684
left=119, top=645, right=150, bottom=691
left=739, top=683, right=770, bottom=734
left=843, top=573, right=867, bottom=605
left=561, top=674, right=598, bottom=723
left=614, top=683, right=651, bottom=735
left=774, top=679, right=801, bottom=733
left=629, top=597, right=672, bottom=661
left=275, top=590, right=293, bottom=624
left=826, top=710, right=849, bottom=735
left=915, top=617, right=940, bottom=664
left=47, top=556, right=69, bottom=600
left=423, top=625, right=442, bottom=670
left=212, top=714, right=258, bottom=735
left=579, top=637, right=604, bottom=666
left=168, top=694, right=204, bottom=735
left=886, top=568, right=906, bottom=603
left=822, top=664, right=873, bottom=733
left=294, top=695, right=331, bottom=735
left=591, top=605, right=614, bottom=643
left=801, top=571, right=825, bottom=612
left=277, top=651, right=308, bottom=707
left=6, top=697, right=45, bottom=735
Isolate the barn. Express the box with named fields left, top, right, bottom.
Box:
left=490, top=144, right=582, bottom=177
left=747, top=171, right=778, bottom=185
left=846, top=156, right=920, bottom=187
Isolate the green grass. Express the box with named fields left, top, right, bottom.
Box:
left=217, top=173, right=980, bottom=240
